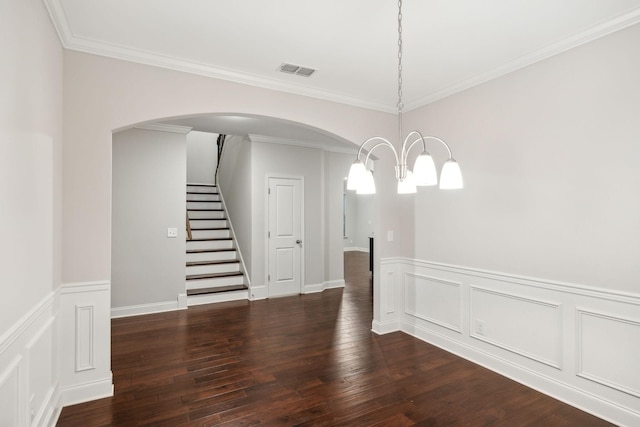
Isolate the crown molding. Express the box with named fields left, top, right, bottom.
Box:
left=44, top=0, right=640, bottom=113
left=405, top=7, right=640, bottom=110
left=135, top=123, right=193, bottom=134
left=249, top=135, right=357, bottom=156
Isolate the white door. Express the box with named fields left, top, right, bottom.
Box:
left=268, top=177, right=303, bottom=297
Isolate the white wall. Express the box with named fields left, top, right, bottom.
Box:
left=217, top=134, right=253, bottom=280
left=111, top=127, right=187, bottom=315
left=186, top=131, right=217, bottom=185
left=376, top=22, right=640, bottom=426
left=0, top=0, right=64, bottom=424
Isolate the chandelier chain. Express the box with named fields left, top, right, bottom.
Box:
left=397, top=0, right=403, bottom=113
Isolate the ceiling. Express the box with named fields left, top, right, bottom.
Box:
left=45, top=0, right=640, bottom=142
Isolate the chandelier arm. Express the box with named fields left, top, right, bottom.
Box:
left=401, top=130, right=427, bottom=160
left=422, top=135, right=454, bottom=158
left=356, top=136, right=400, bottom=166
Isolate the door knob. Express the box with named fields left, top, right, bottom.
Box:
left=296, top=239, right=302, bottom=245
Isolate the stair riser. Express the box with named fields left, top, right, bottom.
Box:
left=187, top=193, right=221, bottom=202
left=191, top=229, right=230, bottom=239
left=186, top=251, right=237, bottom=263
left=187, top=186, right=218, bottom=194
left=190, top=219, right=227, bottom=229
left=186, top=240, right=234, bottom=250
left=187, top=201, right=222, bottom=210
left=187, top=210, right=225, bottom=219
left=186, top=263, right=240, bottom=275
left=186, top=275, right=245, bottom=290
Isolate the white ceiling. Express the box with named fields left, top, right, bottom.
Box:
left=45, top=0, right=640, bottom=142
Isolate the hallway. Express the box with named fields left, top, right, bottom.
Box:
left=57, top=252, right=610, bottom=426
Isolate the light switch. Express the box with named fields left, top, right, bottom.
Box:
left=167, top=228, right=178, bottom=238
left=387, top=230, right=394, bottom=242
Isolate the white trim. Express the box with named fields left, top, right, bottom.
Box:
left=371, top=319, right=401, bottom=335
left=380, top=257, right=640, bottom=305
left=251, top=135, right=358, bottom=155
left=216, top=185, right=251, bottom=288
left=111, top=298, right=187, bottom=319
left=0, top=291, right=55, bottom=354
left=404, top=272, right=462, bottom=334
left=343, top=246, right=369, bottom=252
left=405, top=8, right=640, bottom=110
left=60, top=376, right=114, bottom=406
left=187, top=290, right=249, bottom=306
left=469, top=285, right=563, bottom=369
left=60, top=281, right=110, bottom=294
left=43, top=0, right=640, bottom=113
left=134, top=123, right=193, bottom=134
left=376, top=257, right=640, bottom=427
left=402, top=321, right=638, bottom=427
left=303, top=279, right=346, bottom=294
left=576, top=308, right=640, bottom=398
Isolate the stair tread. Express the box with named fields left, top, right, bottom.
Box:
left=187, top=260, right=239, bottom=267
left=187, top=285, right=247, bottom=296
left=187, top=184, right=217, bottom=187
left=186, top=248, right=237, bottom=254
left=186, top=271, right=244, bottom=280
left=190, top=227, right=229, bottom=231
left=188, top=237, right=233, bottom=241
left=190, top=218, right=227, bottom=221
left=187, top=208, right=224, bottom=212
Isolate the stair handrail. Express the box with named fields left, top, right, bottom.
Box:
left=186, top=209, right=192, bottom=241
left=215, top=134, right=226, bottom=183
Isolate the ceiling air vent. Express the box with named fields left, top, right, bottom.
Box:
left=279, top=63, right=316, bottom=77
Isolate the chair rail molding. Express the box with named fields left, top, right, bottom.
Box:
left=376, top=256, right=640, bottom=427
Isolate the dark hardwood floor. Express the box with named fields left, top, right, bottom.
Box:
left=58, top=252, right=612, bottom=426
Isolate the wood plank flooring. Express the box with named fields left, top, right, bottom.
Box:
left=57, top=252, right=613, bottom=426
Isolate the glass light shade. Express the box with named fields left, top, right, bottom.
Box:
left=412, top=151, right=437, bottom=186
left=346, top=160, right=367, bottom=191
left=356, top=170, right=376, bottom=194
left=397, top=170, right=417, bottom=194
left=439, top=159, right=463, bottom=189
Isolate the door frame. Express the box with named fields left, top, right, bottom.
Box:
left=265, top=174, right=305, bottom=296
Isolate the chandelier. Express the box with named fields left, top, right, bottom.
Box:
left=347, top=0, right=463, bottom=195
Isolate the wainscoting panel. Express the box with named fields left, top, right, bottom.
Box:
left=470, top=286, right=562, bottom=368
left=377, top=257, right=640, bottom=426
left=577, top=309, right=640, bottom=398
left=0, top=291, right=58, bottom=427
left=75, top=305, right=95, bottom=372
left=60, top=281, right=113, bottom=406
left=0, top=357, right=21, bottom=427
left=405, top=273, right=461, bottom=333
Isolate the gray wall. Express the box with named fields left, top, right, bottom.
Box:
left=112, top=128, right=187, bottom=308
left=217, top=134, right=253, bottom=281
left=344, top=191, right=375, bottom=251
left=186, top=130, right=217, bottom=185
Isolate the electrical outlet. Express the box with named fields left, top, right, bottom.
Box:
left=167, top=228, right=178, bottom=238
left=476, top=319, right=486, bottom=336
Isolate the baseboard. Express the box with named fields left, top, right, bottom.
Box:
left=111, top=295, right=187, bottom=318
left=60, top=376, right=114, bottom=406
left=303, top=279, right=345, bottom=294
left=371, top=319, right=400, bottom=335
left=375, top=257, right=640, bottom=426
left=344, top=247, right=369, bottom=252
left=402, top=322, right=639, bottom=427
left=187, top=290, right=249, bottom=306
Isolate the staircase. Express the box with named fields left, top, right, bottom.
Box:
left=186, top=184, right=248, bottom=305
